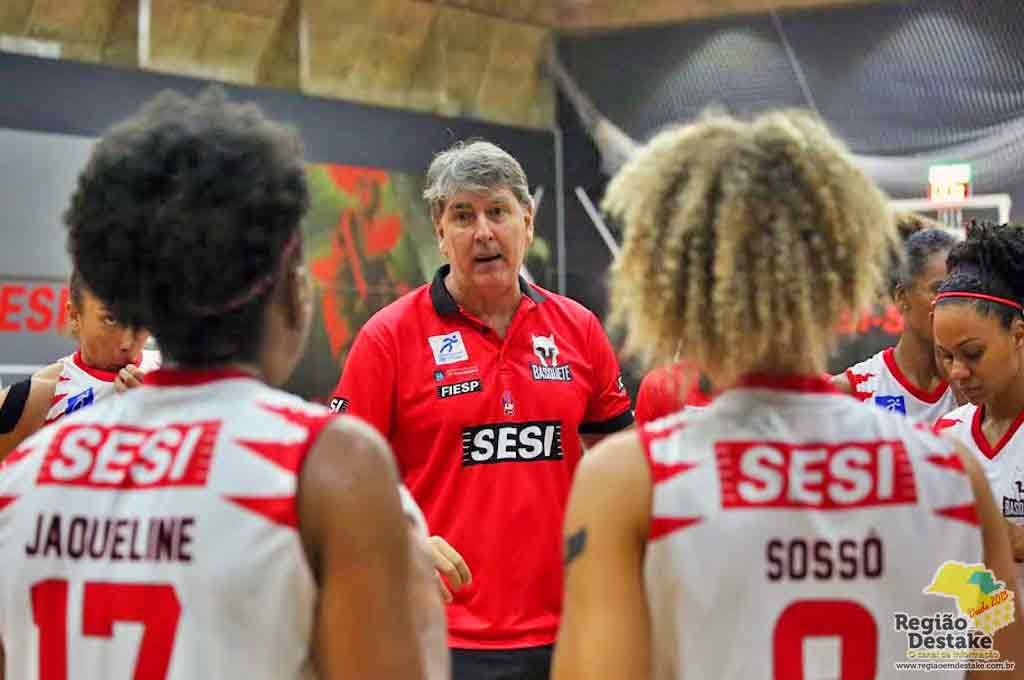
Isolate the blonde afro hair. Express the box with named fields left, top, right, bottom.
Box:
left=605, top=110, right=898, bottom=385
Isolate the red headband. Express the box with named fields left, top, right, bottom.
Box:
left=187, top=230, right=303, bottom=316
left=932, top=291, right=1024, bottom=312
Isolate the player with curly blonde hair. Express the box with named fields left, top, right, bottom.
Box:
left=552, top=110, right=1022, bottom=680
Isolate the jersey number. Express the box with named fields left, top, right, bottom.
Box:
left=773, top=600, right=877, bottom=679
left=31, top=580, right=181, bottom=680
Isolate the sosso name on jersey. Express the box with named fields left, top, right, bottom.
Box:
left=461, top=420, right=563, bottom=466
left=713, top=439, right=918, bottom=509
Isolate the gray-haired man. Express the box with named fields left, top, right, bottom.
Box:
left=333, top=140, right=634, bottom=680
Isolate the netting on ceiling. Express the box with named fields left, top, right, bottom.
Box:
left=556, top=0, right=1024, bottom=210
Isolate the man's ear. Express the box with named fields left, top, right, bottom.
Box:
left=523, top=202, right=535, bottom=246
left=435, top=216, right=449, bottom=260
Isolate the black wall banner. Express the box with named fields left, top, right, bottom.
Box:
left=0, top=54, right=556, bottom=402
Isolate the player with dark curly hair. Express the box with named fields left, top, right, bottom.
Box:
left=552, top=111, right=1022, bottom=680
left=933, top=222, right=1024, bottom=591
left=0, top=88, right=444, bottom=680
left=835, top=226, right=961, bottom=419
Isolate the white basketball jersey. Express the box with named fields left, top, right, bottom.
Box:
left=0, top=367, right=331, bottom=680
left=44, top=350, right=163, bottom=426
left=844, top=348, right=958, bottom=422
left=640, top=375, right=983, bottom=680
left=935, top=403, right=1024, bottom=594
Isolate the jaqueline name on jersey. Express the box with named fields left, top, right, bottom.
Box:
left=24, top=512, right=195, bottom=563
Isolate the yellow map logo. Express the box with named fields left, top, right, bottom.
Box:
left=924, top=561, right=1016, bottom=636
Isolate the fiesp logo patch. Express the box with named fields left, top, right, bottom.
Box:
left=437, top=379, right=482, bottom=399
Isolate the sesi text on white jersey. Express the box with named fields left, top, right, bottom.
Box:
left=844, top=347, right=958, bottom=422
left=0, top=367, right=333, bottom=680
left=44, top=349, right=163, bottom=426
left=638, top=375, right=983, bottom=680
left=935, top=403, right=1024, bottom=594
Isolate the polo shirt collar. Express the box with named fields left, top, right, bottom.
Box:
left=429, top=264, right=546, bottom=317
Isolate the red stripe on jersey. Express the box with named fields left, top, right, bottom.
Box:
left=72, top=351, right=119, bottom=383
left=225, top=496, right=298, bottom=529
left=236, top=439, right=307, bottom=475
left=924, top=453, right=966, bottom=474
left=971, top=405, right=1024, bottom=461
left=259, top=402, right=335, bottom=432
left=934, top=504, right=979, bottom=526
left=735, top=374, right=839, bottom=394
left=49, top=393, right=66, bottom=408
left=933, top=417, right=961, bottom=433
left=651, top=460, right=698, bottom=485
left=146, top=367, right=255, bottom=387
left=0, top=495, right=18, bottom=512
left=846, top=370, right=874, bottom=402
left=649, top=516, right=702, bottom=541
left=882, top=347, right=948, bottom=403
left=4, top=444, right=34, bottom=466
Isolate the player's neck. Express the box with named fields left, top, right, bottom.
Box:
left=161, top=359, right=263, bottom=381
left=892, top=334, right=941, bottom=390
left=986, top=377, right=1024, bottom=424
left=739, top=356, right=825, bottom=381
left=444, top=271, right=522, bottom=337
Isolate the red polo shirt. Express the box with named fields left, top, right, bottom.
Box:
left=634, top=362, right=713, bottom=423
left=332, top=265, right=633, bottom=649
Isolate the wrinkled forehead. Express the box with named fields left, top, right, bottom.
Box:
left=444, top=186, right=521, bottom=210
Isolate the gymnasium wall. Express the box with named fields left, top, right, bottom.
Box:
left=557, top=0, right=1024, bottom=374
left=0, top=53, right=558, bottom=401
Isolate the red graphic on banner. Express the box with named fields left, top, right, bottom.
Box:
left=310, top=166, right=410, bottom=358
left=0, top=283, right=69, bottom=334
left=835, top=304, right=904, bottom=337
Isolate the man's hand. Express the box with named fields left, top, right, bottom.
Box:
left=428, top=535, right=471, bottom=603
left=114, top=364, right=146, bottom=393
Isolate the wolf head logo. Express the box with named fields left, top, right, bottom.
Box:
left=532, top=334, right=559, bottom=367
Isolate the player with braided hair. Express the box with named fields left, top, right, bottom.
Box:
left=933, top=222, right=1024, bottom=592
left=552, top=111, right=1022, bottom=680
left=835, top=225, right=962, bottom=419
left=0, top=88, right=444, bottom=680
